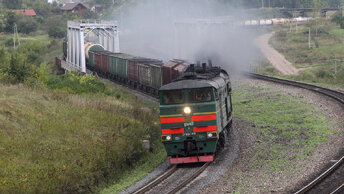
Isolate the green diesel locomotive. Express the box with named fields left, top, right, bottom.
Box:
left=159, top=63, right=232, bottom=164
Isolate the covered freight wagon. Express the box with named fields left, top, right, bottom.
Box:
left=108, top=53, right=137, bottom=82
left=162, top=59, right=189, bottom=85
left=130, top=58, right=163, bottom=89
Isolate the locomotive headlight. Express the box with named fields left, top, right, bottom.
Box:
left=161, top=135, right=172, bottom=141
left=184, top=106, right=191, bottom=114
left=207, top=131, right=218, bottom=138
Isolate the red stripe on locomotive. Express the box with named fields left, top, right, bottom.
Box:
left=192, top=114, right=216, bottom=121
left=162, top=128, right=184, bottom=134
left=160, top=117, right=184, bottom=124
left=193, top=125, right=217, bottom=132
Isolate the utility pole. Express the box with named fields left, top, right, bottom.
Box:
left=13, top=23, right=20, bottom=50
left=308, top=28, right=311, bottom=49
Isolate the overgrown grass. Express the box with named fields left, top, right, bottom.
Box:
left=100, top=142, right=166, bottom=194
left=269, top=22, right=344, bottom=87
left=0, top=82, right=163, bottom=193
left=231, top=83, right=334, bottom=192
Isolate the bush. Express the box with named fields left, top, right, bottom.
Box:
left=332, top=13, right=344, bottom=29
left=3, top=53, right=34, bottom=83
left=46, top=72, right=106, bottom=94
left=16, top=41, right=47, bottom=64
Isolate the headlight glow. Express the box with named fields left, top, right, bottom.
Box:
left=166, top=135, right=171, bottom=140
left=207, top=133, right=213, bottom=137
left=184, top=106, right=191, bottom=114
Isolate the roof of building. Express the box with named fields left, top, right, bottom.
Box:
left=12, top=9, right=37, bottom=16
left=61, top=2, right=90, bottom=11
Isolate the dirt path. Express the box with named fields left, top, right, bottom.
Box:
left=255, top=32, right=299, bottom=75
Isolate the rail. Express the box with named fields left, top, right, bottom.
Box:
left=245, top=72, right=344, bottom=106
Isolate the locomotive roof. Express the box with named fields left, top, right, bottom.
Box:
left=160, top=66, right=229, bottom=91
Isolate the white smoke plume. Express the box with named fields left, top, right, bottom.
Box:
left=114, top=0, right=259, bottom=73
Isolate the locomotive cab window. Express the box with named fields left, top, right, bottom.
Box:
left=190, top=88, right=212, bottom=103
left=162, top=90, right=184, bottom=105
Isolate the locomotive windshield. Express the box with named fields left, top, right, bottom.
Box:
left=190, top=88, right=212, bottom=103
left=162, top=90, right=184, bottom=105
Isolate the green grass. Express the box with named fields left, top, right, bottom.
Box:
left=0, top=83, right=163, bottom=193
left=231, top=83, right=334, bottom=193
left=100, top=142, right=166, bottom=194
left=268, top=22, right=344, bottom=87
left=329, top=28, right=344, bottom=37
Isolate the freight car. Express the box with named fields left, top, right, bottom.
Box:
left=159, top=63, right=232, bottom=164
left=85, top=49, right=189, bottom=96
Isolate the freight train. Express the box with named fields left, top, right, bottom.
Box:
left=58, top=42, right=232, bottom=164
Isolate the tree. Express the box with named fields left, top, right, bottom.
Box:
left=3, top=0, right=23, bottom=9
left=4, top=12, right=17, bottom=33
left=46, top=18, right=67, bottom=38
left=17, top=16, right=38, bottom=34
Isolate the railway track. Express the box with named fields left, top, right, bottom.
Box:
left=295, top=155, right=344, bottom=194
left=246, top=72, right=344, bottom=106
left=134, top=162, right=210, bottom=194
left=245, top=72, right=344, bottom=194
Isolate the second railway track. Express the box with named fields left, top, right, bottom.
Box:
left=246, top=72, right=344, bottom=106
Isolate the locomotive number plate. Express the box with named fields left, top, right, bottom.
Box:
left=183, top=132, right=196, bottom=136
left=184, top=122, right=194, bottom=127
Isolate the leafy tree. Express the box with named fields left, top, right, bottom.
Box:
left=17, top=16, right=38, bottom=34
left=332, top=13, right=344, bottom=29
left=46, top=17, right=67, bottom=38
left=84, top=10, right=98, bottom=19
left=95, top=0, right=113, bottom=6
left=3, top=0, right=23, bottom=9
left=4, top=12, right=17, bottom=33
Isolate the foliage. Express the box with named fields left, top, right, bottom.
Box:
left=16, top=41, right=47, bottom=64
left=3, top=11, right=38, bottom=34
left=24, top=0, right=61, bottom=17
left=16, top=16, right=38, bottom=34
left=332, top=13, right=344, bottom=29
left=3, top=12, right=17, bottom=33
left=46, top=72, right=106, bottom=94
left=0, top=83, right=161, bottom=193
left=46, top=18, right=67, bottom=38
left=3, top=0, right=23, bottom=9
left=269, top=23, right=344, bottom=86
left=2, top=52, right=33, bottom=83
